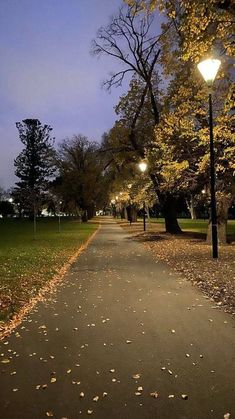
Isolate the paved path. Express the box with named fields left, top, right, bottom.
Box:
left=0, top=218, right=234, bottom=419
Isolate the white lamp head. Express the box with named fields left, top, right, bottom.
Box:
left=197, top=58, right=221, bottom=86
left=138, top=161, right=147, bottom=173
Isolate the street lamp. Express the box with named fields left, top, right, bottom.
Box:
left=197, top=57, right=221, bottom=258
left=138, top=161, right=147, bottom=232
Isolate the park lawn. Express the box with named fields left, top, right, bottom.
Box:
left=0, top=218, right=98, bottom=321
left=150, top=218, right=235, bottom=236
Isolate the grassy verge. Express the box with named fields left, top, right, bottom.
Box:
left=149, top=218, right=235, bottom=237
left=0, top=218, right=98, bottom=321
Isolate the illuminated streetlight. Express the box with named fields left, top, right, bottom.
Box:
left=197, top=58, right=221, bottom=87
left=138, top=161, right=148, bottom=231
left=138, top=161, right=147, bottom=173
left=197, top=57, right=221, bottom=258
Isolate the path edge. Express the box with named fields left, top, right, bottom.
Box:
left=0, top=223, right=101, bottom=341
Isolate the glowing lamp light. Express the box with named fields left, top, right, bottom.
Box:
left=197, top=58, right=221, bottom=86
left=138, top=161, right=147, bottom=173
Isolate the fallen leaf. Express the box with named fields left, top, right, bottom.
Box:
left=150, top=391, right=159, bottom=398
left=50, top=378, right=57, bottom=383
left=93, top=396, right=99, bottom=402
left=46, top=412, right=53, bottom=417
left=132, top=373, right=141, bottom=379
left=181, top=394, right=188, bottom=400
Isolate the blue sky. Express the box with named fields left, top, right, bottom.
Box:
left=0, top=0, right=129, bottom=188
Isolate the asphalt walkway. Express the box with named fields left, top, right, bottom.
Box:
left=0, top=218, right=234, bottom=419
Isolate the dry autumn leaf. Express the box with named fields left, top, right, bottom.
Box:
left=150, top=391, right=159, bottom=398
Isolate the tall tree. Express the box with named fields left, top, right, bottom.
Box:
left=14, top=119, right=56, bottom=220
left=126, top=0, right=235, bottom=62
left=92, top=3, right=184, bottom=233
left=55, top=135, right=110, bottom=220
left=126, top=0, right=235, bottom=243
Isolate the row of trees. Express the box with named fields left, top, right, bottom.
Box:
left=4, top=1, right=234, bottom=245
left=90, top=0, right=234, bottom=243
left=8, top=119, right=110, bottom=221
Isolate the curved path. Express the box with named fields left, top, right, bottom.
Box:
left=0, top=217, right=234, bottom=418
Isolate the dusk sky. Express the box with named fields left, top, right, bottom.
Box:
left=0, top=0, right=130, bottom=189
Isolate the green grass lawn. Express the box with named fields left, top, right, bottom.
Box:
left=0, top=217, right=98, bottom=321
left=150, top=218, right=235, bottom=236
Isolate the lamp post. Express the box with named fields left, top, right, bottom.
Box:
left=197, top=58, right=221, bottom=258
left=138, top=161, right=147, bottom=231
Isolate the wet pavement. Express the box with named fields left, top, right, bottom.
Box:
left=0, top=218, right=234, bottom=418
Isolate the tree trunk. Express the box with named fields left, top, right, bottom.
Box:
left=206, top=220, right=227, bottom=244
left=149, top=174, right=182, bottom=234
left=161, top=193, right=182, bottom=234
left=126, top=204, right=138, bottom=223
left=82, top=210, right=88, bottom=222
left=206, top=193, right=231, bottom=245
left=131, top=206, right=138, bottom=222
left=120, top=206, right=125, bottom=220
left=187, top=194, right=197, bottom=220
left=87, top=205, right=95, bottom=219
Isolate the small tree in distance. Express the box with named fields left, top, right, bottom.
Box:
left=14, top=119, right=56, bottom=233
